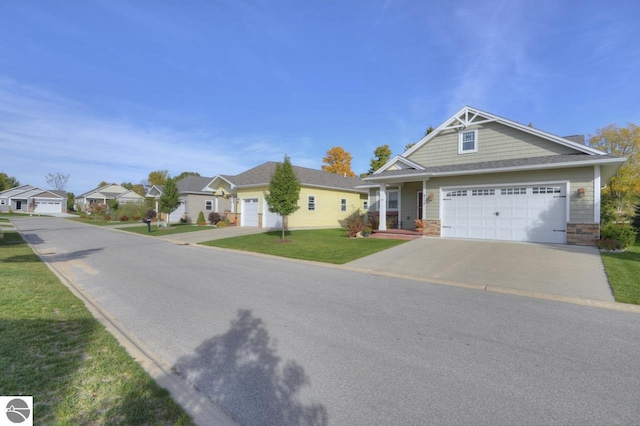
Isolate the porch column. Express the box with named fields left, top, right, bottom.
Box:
left=379, top=184, right=387, bottom=231
left=422, top=180, right=428, bottom=220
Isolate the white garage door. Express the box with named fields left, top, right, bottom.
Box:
left=34, top=201, right=62, bottom=213
left=263, top=204, right=283, bottom=229
left=242, top=198, right=259, bottom=226
left=442, top=185, right=567, bottom=244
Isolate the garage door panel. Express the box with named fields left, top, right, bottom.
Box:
left=442, top=185, right=567, bottom=244
left=242, top=198, right=259, bottom=227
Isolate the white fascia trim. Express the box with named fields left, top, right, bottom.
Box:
left=375, top=155, right=426, bottom=174
left=303, top=183, right=368, bottom=193
left=202, top=175, right=236, bottom=192
left=367, top=157, right=626, bottom=183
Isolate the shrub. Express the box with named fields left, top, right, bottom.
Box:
left=197, top=211, right=206, bottom=226
left=632, top=204, right=640, bottom=233
left=114, top=202, right=147, bottom=221
left=209, top=212, right=221, bottom=225
left=598, top=223, right=637, bottom=250
left=103, top=214, right=111, bottom=221
left=119, top=215, right=129, bottom=222
left=179, top=217, right=187, bottom=224
left=344, top=209, right=369, bottom=238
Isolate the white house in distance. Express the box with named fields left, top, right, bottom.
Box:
left=75, top=183, right=144, bottom=211
left=0, top=184, right=66, bottom=214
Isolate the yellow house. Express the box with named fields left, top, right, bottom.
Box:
left=204, top=162, right=368, bottom=229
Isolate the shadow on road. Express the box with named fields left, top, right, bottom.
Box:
left=174, top=309, right=328, bottom=426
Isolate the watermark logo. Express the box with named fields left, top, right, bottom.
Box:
left=0, top=397, right=33, bottom=426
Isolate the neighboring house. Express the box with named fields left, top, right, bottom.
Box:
left=363, top=106, right=625, bottom=245
left=0, top=184, right=66, bottom=214
left=204, top=162, right=368, bottom=229
left=146, top=175, right=232, bottom=223
left=75, top=183, right=144, bottom=211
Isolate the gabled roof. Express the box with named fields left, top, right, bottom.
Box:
left=77, top=184, right=143, bottom=201
left=176, top=175, right=214, bottom=194
left=366, top=106, right=625, bottom=183
left=209, top=162, right=366, bottom=193
left=0, top=184, right=64, bottom=199
left=402, top=106, right=606, bottom=159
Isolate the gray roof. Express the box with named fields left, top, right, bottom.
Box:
left=227, top=162, right=366, bottom=192
left=176, top=175, right=214, bottom=194
left=562, top=135, right=586, bottom=145
left=368, top=154, right=624, bottom=180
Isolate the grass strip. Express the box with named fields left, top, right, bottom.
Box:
left=600, top=240, right=640, bottom=305
left=201, top=228, right=408, bottom=264
left=0, top=231, right=193, bottom=424
left=118, top=224, right=217, bottom=236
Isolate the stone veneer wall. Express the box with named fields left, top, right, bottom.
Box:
left=566, top=223, right=599, bottom=246
left=424, top=219, right=441, bottom=237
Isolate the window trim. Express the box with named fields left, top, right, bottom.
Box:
left=205, top=200, right=214, bottom=211
left=387, top=190, right=399, bottom=210
left=307, top=195, right=316, bottom=211
left=458, top=129, right=478, bottom=154
left=340, top=198, right=347, bottom=212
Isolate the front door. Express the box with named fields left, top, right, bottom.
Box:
left=16, top=200, right=22, bottom=210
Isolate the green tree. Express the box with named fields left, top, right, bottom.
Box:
left=175, top=171, right=201, bottom=181
left=589, top=123, right=640, bottom=214
left=369, top=144, right=392, bottom=174
left=321, top=146, right=356, bottom=177
left=97, top=181, right=110, bottom=188
left=159, top=178, right=180, bottom=224
left=0, top=172, right=20, bottom=191
left=45, top=172, right=69, bottom=190
left=148, top=170, right=170, bottom=187
left=67, top=192, right=76, bottom=212
left=264, top=156, right=301, bottom=240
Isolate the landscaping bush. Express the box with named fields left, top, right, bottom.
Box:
left=632, top=204, right=640, bottom=233
left=117, top=202, right=147, bottom=221
left=209, top=212, right=221, bottom=225
left=119, top=215, right=129, bottom=222
left=344, top=209, right=370, bottom=238
left=197, top=211, right=206, bottom=226
left=597, top=223, right=637, bottom=250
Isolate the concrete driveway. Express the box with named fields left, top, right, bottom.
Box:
left=346, top=238, right=614, bottom=302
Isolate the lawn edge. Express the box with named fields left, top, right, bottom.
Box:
left=21, top=235, right=238, bottom=426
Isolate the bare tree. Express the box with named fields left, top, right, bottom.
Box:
left=46, top=172, right=70, bottom=191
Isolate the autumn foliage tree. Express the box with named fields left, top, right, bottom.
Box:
left=589, top=123, right=640, bottom=213
left=321, top=146, right=356, bottom=177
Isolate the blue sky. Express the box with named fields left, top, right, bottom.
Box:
left=1, top=0, right=639, bottom=194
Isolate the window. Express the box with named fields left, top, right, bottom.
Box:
left=340, top=198, right=347, bottom=212
left=308, top=195, right=316, bottom=211
left=458, top=129, right=478, bottom=154
left=363, top=200, right=368, bottom=210
left=387, top=191, right=399, bottom=210
left=205, top=200, right=213, bottom=211
left=445, top=190, right=467, bottom=197
left=471, top=189, right=495, bottom=196
left=501, top=187, right=527, bottom=195
left=0, top=200, right=5, bottom=205
left=532, top=187, right=561, bottom=194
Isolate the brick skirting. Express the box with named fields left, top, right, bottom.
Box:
left=566, top=223, right=599, bottom=246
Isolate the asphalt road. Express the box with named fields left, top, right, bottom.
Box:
left=12, top=217, right=640, bottom=425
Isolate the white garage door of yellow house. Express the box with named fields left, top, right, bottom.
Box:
left=241, top=198, right=259, bottom=227
left=441, top=185, right=568, bottom=244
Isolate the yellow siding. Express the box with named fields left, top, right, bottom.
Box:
left=237, top=186, right=366, bottom=229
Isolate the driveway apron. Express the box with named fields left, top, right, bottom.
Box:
left=346, top=237, right=614, bottom=302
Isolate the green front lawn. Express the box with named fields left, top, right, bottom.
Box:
left=600, top=240, right=640, bottom=305
left=0, top=231, right=193, bottom=424
left=201, top=228, right=407, bottom=264
left=119, top=223, right=218, bottom=236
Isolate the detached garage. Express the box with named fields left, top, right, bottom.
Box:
left=364, top=106, right=626, bottom=246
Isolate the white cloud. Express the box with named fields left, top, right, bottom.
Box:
left=0, top=77, right=315, bottom=194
